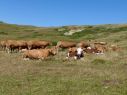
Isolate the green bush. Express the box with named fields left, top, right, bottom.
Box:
left=0, top=31, right=8, bottom=35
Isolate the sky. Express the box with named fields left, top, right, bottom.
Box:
left=0, top=0, right=127, bottom=26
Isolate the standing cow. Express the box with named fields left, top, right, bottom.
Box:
left=5, top=40, right=28, bottom=53
left=27, top=40, right=52, bottom=50
left=57, top=41, right=77, bottom=50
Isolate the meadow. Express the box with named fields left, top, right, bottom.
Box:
left=0, top=22, right=127, bottom=95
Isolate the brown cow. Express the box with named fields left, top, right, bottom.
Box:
left=67, top=47, right=77, bottom=58
left=23, top=46, right=57, bottom=60
left=17, top=40, right=28, bottom=50
left=27, top=40, right=52, bottom=50
left=77, top=41, right=90, bottom=48
left=84, top=47, right=100, bottom=54
left=57, top=41, right=77, bottom=49
left=84, top=47, right=95, bottom=54
left=66, top=47, right=84, bottom=59
left=5, top=40, right=17, bottom=53
left=5, top=40, right=28, bottom=53
left=0, top=40, right=7, bottom=50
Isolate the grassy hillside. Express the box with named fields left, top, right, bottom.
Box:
left=0, top=23, right=127, bottom=95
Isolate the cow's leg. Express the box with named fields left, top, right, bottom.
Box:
left=11, top=48, right=14, bottom=53
left=40, top=57, right=44, bottom=60
left=22, top=54, right=29, bottom=60
left=74, top=56, right=77, bottom=60
left=2, top=46, right=5, bottom=51
left=0, top=46, right=2, bottom=51
left=6, top=47, right=10, bottom=53
left=23, top=58, right=29, bottom=60
left=66, top=53, right=70, bottom=59
left=28, top=46, right=31, bottom=50
left=76, top=54, right=81, bottom=59
left=18, top=46, right=21, bottom=52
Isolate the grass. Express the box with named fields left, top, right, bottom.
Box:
left=0, top=49, right=127, bottom=95
left=0, top=23, right=127, bottom=95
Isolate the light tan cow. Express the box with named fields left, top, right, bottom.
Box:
left=110, top=44, right=121, bottom=51
left=94, top=42, right=107, bottom=53
left=23, top=46, right=57, bottom=60
left=94, top=42, right=107, bottom=45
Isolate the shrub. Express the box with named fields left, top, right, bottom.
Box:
left=0, top=31, right=8, bottom=35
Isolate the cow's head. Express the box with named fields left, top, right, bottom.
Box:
left=68, top=47, right=77, bottom=57
left=49, top=46, right=58, bottom=55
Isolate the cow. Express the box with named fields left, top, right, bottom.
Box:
left=84, top=47, right=95, bottom=54
left=94, top=41, right=107, bottom=45
left=67, top=47, right=77, bottom=59
left=84, top=46, right=100, bottom=54
left=5, top=40, right=17, bottom=53
left=5, top=40, right=28, bottom=53
left=23, top=46, right=57, bottom=60
left=77, top=41, right=90, bottom=48
left=57, top=41, right=77, bottom=50
left=27, top=40, right=52, bottom=50
left=110, top=44, right=121, bottom=51
left=0, top=40, right=7, bottom=51
left=66, top=47, right=84, bottom=59
left=94, top=42, right=107, bottom=54
left=16, top=40, right=28, bottom=51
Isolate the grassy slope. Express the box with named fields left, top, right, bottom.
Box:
left=0, top=23, right=127, bottom=95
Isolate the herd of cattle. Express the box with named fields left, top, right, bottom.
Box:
left=0, top=40, right=120, bottom=60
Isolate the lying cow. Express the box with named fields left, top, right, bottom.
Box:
left=67, top=47, right=77, bottom=59
left=67, top=47, right=84, bottom=59
left=94, top=41, right=107, bottom=45
left=84, top=46, right=105, bottom=54
left=23, top=46, right=57, bottom=60
left=110, top=44, right=121, bottom=51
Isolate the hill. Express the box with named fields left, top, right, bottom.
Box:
left=0, top=22, right=127, bottom=95
left=0, top=23, right=127, bottom=43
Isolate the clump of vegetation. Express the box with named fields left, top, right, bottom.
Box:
left=92, top=59, right=112, bottom=64
left=92, top=59, right=107, bottom=64
left=0, top=31, right=8, bottom=35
